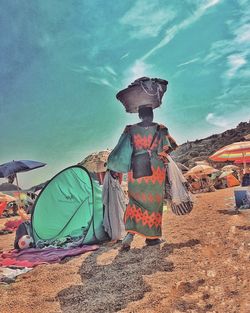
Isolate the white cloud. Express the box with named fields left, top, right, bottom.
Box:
left=120, top=0, right=176, bottom=39
left=123, top=60, right=153, bottom=86
left=226, top=54, right=247, bottom=78
left=121, top=53, right=129, bottom=60
left=69, top=65, right=90, bottom=73
left=206, top=112, right=229, bottom=127
left=105, top=66, right=117, bottom=76
left=202, top=0, right=250, bottom=88
left=235, top=23, right=250, bottom=44
left=177, top=57, right=200, bottom=67
left=141, top=0, right=222, bottom=60
left=88, top=76, right=116, bottom=89
left=206, top=106, right=250, bottom=130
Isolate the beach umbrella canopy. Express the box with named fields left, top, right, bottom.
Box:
left=0, top=192, right=16, bottom=203
left=218, top=170, right=233, bottom=179
left=210, top=141, right=250, bottom=171
left=186, top=164, right=219, bottom=177
left=0, top=160, right=46, bottom=202
left=221, top=165, right=239, bottom=171
left=79, top=150, right=111, bottom=173
left=234, top=158, right=250, bottom=164
left=0, top=183, right=20, bottom=191
left=0, top=160, right=46, bottom=178
left=209, top=141, right=250, bottom=162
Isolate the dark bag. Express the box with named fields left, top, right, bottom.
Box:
left=132, top=152, right=152, bottom=179
left=131, top=125, right=159, bottom=179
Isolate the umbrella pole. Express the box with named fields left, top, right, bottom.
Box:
left=243, top=152, right=246, bottom=174
left=15, top=173, right=21, bottom=208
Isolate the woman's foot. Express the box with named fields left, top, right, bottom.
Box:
left=120, top=233, right=134, bottom=252
left=145, top=238, right=164, bottom=246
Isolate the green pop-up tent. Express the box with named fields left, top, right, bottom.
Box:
left=31, top=165, right=109, bottom=245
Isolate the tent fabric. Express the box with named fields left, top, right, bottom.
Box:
left=31, top=166, right=108, bottom=246
left=226, top=174, right=240, bottom=187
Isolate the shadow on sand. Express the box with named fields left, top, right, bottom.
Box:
left=57, top=239, right=200, bottom=313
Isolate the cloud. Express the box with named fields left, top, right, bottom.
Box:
left=121, top=53, right=129, bottom=60
left=225, top=54, right=247, bottom=78
left=177, top=57, right=200, bottom=67
left=120, top=0, right=176, bottom=39
left=141, top=0, right=222, bottom=60
left=88, top=76, right=116, bottom=89
left=206, top=105, right=250, bottom=130
left=122, top=60, right=153, bottom=86
left=104, top=66, right=117, bottom=76
left=235, top=23, right=250, bottom=44
left=69, top=65, right=90, bottom=73
left=206, top=112, right=229, bottom=128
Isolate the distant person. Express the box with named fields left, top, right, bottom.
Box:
left=242, top=168, right=250, bottom=186
left=7, top=174, right=15, bottom=184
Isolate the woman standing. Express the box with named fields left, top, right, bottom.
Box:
left=108, top=78, right=177, bottom=251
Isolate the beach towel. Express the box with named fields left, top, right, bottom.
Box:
left=0, top=245, right=99, bottom=268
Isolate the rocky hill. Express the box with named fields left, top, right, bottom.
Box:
left=171, top=121, right=250, bottom=168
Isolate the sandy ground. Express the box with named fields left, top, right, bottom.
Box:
left=0, top=187, right=249, bottom=313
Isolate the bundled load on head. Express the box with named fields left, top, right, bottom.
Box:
left=116, top=77, right=168, bottom=113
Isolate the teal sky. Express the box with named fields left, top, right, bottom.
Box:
left=0, top=0, right=250, bottom=188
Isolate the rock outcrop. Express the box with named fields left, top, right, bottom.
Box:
left=171, top=121, right=250, bottom=168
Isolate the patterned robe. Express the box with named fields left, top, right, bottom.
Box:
left=124, top=123, right=177, bottom=238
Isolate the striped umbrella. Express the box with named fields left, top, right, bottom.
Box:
left=234, top=157, right=250, bottom=164
left=209, top=141, right=250, bottom=170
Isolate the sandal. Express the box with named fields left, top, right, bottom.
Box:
left=145, top=238, right=164, bottom=246
left=119, top=233, right=134, bottom=252
left=119, top=244, right=131, bottom=252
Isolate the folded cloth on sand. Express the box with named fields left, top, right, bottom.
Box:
left=0, top=267, right=32, bottom=284
left=0, top=245, right=99, bottom=268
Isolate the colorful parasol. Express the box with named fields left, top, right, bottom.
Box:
left=185, top=164, right=219, bottom=177
left=209, top=141, right=250, bottom=171
left=218, top=170, right=233, bottom=179
left=234, top=158, right=250, bottom=164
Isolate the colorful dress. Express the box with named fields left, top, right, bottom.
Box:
left=108, top=123, right=177, bottom=239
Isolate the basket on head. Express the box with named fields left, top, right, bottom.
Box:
left=116, top=77, right=168, bottom=113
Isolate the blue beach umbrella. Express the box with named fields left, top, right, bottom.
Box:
left=0, top=160, right=46, bottom=195
left=0, top=160, right=46, bottom=178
